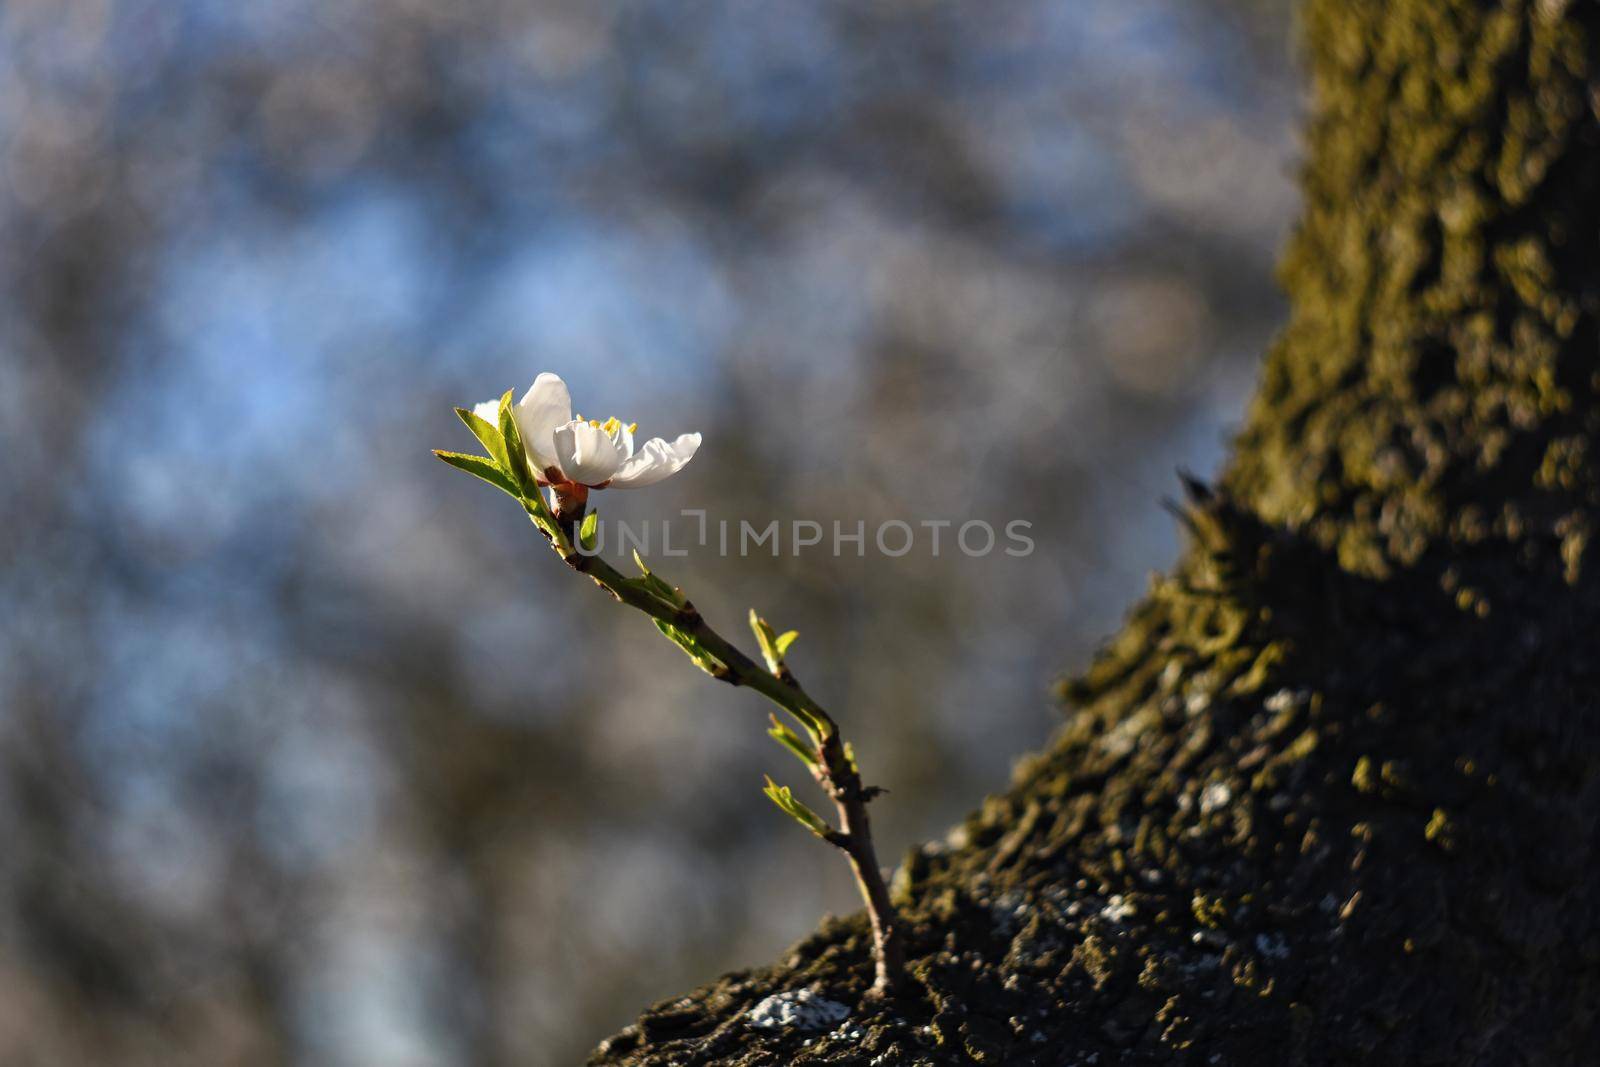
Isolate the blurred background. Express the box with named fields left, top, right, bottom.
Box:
left=0, top=1, right=1301, bottom=1063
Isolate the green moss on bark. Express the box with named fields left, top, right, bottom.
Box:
left=1231, top=0, right=1600, bottom=577
left=592, top=2, right=1600, bottom=1062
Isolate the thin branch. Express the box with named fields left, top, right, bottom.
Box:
left=544, top=501, right=905, bottom=996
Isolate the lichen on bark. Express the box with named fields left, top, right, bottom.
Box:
left=590, top=1, right=1600, bottom=1063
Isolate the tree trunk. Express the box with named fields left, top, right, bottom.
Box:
left=591, top=0, right=1600, bottom=1062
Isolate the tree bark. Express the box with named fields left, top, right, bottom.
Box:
left=591, top=0, right=1600, bottom=1062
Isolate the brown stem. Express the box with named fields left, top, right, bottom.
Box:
left=816, top=735, right=903, bottom=998
left=535, top=498, right=905, bottom=994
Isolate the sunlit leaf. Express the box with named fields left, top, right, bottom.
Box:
left=749, top=609, right=776, bottom=645
left=454, top=406, right=510, bottom=471
left=434, top=450, right=520, bottom=498
left=654, top=619, right=723, bottom=677
left=762, top=775, right=831, bottom=838
left=750, top=610, right=784, bottom=675
left=631, top=551, right=685, bottom=607
left=768, top=714, right=818, bottom=768
left=579, top=510, right=599, bottom=551
left=496, top=389, right=534, bottom=492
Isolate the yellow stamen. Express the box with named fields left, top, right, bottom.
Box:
left=576, top=413, right=636, bottom=438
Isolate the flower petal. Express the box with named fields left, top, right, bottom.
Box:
left=608, top=420, right=635, bottom=459
left=609, top=432, right=701, bottom=488
left=513, top=372, right=573, bottom=474
left=471, top=399, right=502, bottom=424
left=552, top=420, right=625, bottom=486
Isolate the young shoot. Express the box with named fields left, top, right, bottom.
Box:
left=435, top=372, right=905, bottom=997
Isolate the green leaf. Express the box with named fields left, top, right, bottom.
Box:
left=434, top=450, right=520, bottom=498
left=579, top=511, right=600, bottom=551
left=749, top=609, right=775, bottom=644
left=496, top=390, right=535, bottom=492
left=762, top=775, right=831, bottom=838
left=750, top=611, right=783, bottom=673
left=631, top=551, right=686, bottom=608
left=768, top=714, right=818, bottom=768
left=495, top=391, right=561, bottom=534
left=750, top=614, right=806, bottom=702
left=653, top=619, right=724, bottom=677
left=454, top=407, right=510, bottom=471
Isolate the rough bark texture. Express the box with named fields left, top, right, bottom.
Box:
left=590, top=1, right=1600, bottom=1062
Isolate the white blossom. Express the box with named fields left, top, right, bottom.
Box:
left=476, top=372, right=701, bottom=490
